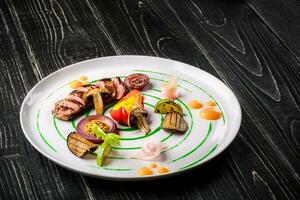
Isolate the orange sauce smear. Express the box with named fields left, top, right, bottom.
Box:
left=138, top=167, right=153, bottom=176
left=69, top=80, right=82, bottom=89
left=150, top=163, right=157, bottom=168
left=157, top=166, right=169, bottom=174
left=200, top=107, right=221, bottom=120
left=188, top=100, right=203, bottom=109
left=79, top=76, right=88, bottom=81
left=206, top=100, right=216, bottom=106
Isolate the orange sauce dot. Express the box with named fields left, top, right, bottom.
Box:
left=150, top=163, right=157, bottom=168
left=79, top=76, right=88, bottom=81
left=157, top=166, right=169, bottom=174
left=69, top=80, right=82, bottom=89
left=138, top=167, right=153, bottom=176
left=200, top=108, right=221, bottom=120
left=206, top=100, right=216, bottom=106
left=188, top=100, right=203, bottom=109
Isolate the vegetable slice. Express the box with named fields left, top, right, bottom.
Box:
left=92, top=125, right=121, bottom=166
left=92, top=125, right=121, bottom=147
left=95, top=146, right=111, bottom=166
left=129, top=108, right=150, bottom=134
left=76, top=115, right=118, bottom=144
left=93, top=92, right=104, bottom=115
left=154, top=99, right=183, bottom=115
left=110, top=89, right=151, bottom=134
left=162, top=112, right=188, bottom=133
left=67, top=132, right=97, bottom=157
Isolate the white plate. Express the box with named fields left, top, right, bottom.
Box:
left=20, top=56, right=241, bottom=180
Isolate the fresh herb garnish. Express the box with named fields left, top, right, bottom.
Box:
left=92, top=124, right=120, bottom=166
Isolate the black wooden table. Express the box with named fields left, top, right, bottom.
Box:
left=1, top=0, right=299, bottom=199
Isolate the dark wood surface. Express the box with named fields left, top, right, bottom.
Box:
left=1, top=0, right=299, bottom=199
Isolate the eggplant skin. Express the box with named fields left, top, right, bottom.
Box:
left=154, top=99, right=183, bottom=115
left=67, top=132, right=98, bottom=157
left=162, top=112, right=188, bottom=133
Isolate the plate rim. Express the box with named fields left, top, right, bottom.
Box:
left=20, top=55, right=242, bottom=181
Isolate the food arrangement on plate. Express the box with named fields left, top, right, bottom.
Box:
left=52, top=73, right=222, bottom=176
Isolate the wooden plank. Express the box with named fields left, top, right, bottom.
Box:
left=0, top=1, right=92, bottom=199
left=0, top=0, right=299, bottom=199
left=247, top=0, right=300, bottom=60
left=153, top=0, right=300, bottom=199
left=83, top=0, right=299, bottom=199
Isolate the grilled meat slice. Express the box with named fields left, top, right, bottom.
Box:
left=53, top=85, right=95, bottom=121
left=96, top=78, right=115, bottom=94
left=112, top=77, right=128, bottom=100
left=54, top=77, right=128, bottom=121
left=95, top=78, right=115, bottom=103
left=96, top=77, right=128, bottom=101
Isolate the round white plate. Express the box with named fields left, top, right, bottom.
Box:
left=20, top=56, right=241, bottom=180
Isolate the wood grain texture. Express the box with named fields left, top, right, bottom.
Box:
left=247, top=0, right=300, bottom=60
left=0, top=0, right=299, bottom=199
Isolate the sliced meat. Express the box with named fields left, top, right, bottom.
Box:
left=96, top=77, right=128, bottom=101
left=55, top=100, right=81, bottom=111
left=65, top=94, right=85, bottom=106
left=96, top=78, right=115, bottom=94
left=95, top=78, right=115, bottom=103
left=112, top=77, right=128, bottom=100
left=52, top=85, right=94, bottom=121
left=75, top=86, right=90, bottom=93
left=124, top=73, right=149, bottom=90
left=53, top=77, right=128, bottom=121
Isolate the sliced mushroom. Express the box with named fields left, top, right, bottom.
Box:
left=129, top=108, right=151, bottom=134
left=82, top=88, right=110, bottom=115
left=82, top=88, right=110, bottom=101
left=95, top=78, right=115, bottom=102
left=93, top=92, right=104, bottom=115
left=67, top=132, right=98, bottom=157
left=162, top=112, right=188, bottom=133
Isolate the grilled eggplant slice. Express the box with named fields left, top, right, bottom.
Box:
left=67, top=132, right=98, bottom=157
left=162, top=112, right=188, bottom=133
left=154, top=99, right=183, bottom=115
